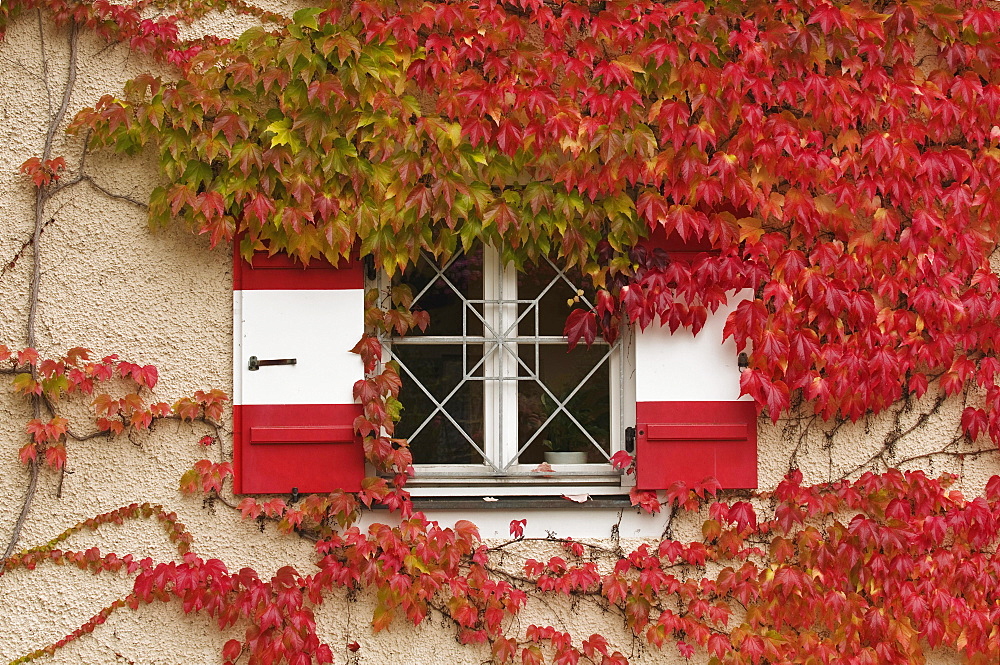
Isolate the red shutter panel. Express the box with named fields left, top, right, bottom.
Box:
left=233, top=249, right=365, bottom=494
left=633, top=230, right=758, bottom=490
left=635, top=401, right=757, bottom=489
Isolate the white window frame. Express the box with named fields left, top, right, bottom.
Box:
left=378, top=246, right=636, bottom=497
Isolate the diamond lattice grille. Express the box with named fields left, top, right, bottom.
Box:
left=386, top=247, right=621, bottom=474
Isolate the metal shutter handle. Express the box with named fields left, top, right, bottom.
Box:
left=248, top=356, right=298, bottom=371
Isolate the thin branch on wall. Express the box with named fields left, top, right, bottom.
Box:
left=1, top=459, right=40, bottom=561
left=36, top=10, right=54, bottom=119
left=892, top=446, right=1000, bottom=469
left=50, top=127, right=149, bottom=208
left=1, top=217, right=56, bottom=279
left=52, top=174, right=149, bottom=210
left=837, top=391, right=950, bottom=480
left=3, top=20, right=80, bottom=563
left=28, top=19, right=78, bottom=348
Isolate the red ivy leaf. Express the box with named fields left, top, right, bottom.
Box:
left=728, top=501, right=757, bottom=532
left=563, top=309, right=597, bottom=351
left=18, top=442, right=37, bottom=465
left=222, top=639, right=242, bottom=661
left=213, top=113, right=249, bottom=144
left=17, top=347, right=39, bottom=367
left=961, top=407, right=988, bottom=441
left=609, top=451, right=633, bottom=471
left=237, top=497, right=261, bottom=519
left=986, top=475, right=1000, bottom=502
left=137, top=364, right=158, bottom=389
left=629, top=488, right=661, bottom=514
left=350, top=334, right=382, bottom=373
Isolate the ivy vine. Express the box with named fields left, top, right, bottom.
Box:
left=2, top=1, right=1000, bottom=664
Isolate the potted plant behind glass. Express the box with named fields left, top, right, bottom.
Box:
left=539, top=394, right=590, bottom=464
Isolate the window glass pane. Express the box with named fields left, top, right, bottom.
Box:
left=393, top=344, right=485, bottom=465
left=399, top=248, right=484, bottom=337
left=516, top=345, right=611, bottom=464
left=516, top=259, right=594, bottom=337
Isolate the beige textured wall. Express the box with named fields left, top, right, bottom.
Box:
left=0, top=7, right=996, bottom=665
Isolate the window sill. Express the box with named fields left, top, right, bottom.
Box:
left=386, top=463, right=632, bottom=497
left=403, top=477, right=630, bottom=498
left=362, top=494, right=666, bottom=539
left=377, top=495, right=635, bottom=511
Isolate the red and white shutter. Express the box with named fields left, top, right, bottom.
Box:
left=633, top=232, right=757, bottom=490
left=233, top=249, right=365, bottom=494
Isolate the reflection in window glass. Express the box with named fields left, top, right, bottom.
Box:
left=517, top=345, right=610, bottom=465
left=394, top=344, right=483, bottom=465
left=402, top=247, right=483, bottom=337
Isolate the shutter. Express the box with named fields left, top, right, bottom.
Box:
left=233, top=249, right=365, bottom=494
left=634, top=401, right=757, bottom=489
left=633, top=230, right=758, bottom=490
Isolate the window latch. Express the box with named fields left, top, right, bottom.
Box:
left=248, top=356, right=297, bottom=371
left=624, top=426, right=636, bottom=453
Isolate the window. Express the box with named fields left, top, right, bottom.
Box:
left=381, top=245, right=633, bottom=496
left=232, top=240, right=757, bottom=498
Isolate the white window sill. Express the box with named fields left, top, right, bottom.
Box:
left=365, top=496, right=669, bottom=539
left=395, top=463, right=633, bottom=497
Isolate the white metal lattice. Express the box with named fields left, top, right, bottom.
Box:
left=385, top=247, right=623, bottom=476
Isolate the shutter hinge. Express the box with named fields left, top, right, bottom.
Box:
left=624, top=426, right=636, bottom=453
left=363, top=254, right=377, bottom=281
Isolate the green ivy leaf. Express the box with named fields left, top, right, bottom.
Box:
left=292, top=7, right=322, bottom=31
left=265, top=117, right=299, bottom=151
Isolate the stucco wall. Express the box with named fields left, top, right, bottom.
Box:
left=0, top=7, right=996, bottom=665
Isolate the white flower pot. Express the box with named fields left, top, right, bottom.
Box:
left=544, top=451, right=589, bottom=464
